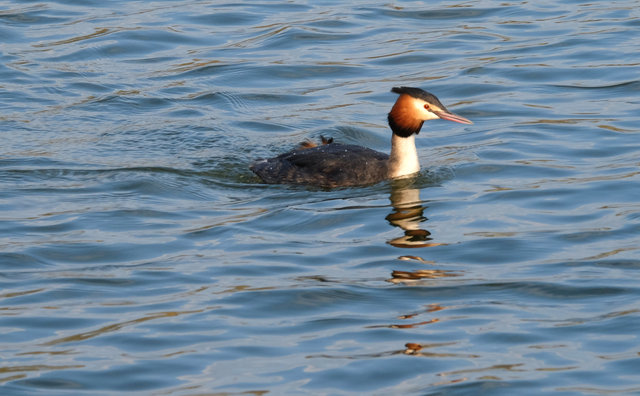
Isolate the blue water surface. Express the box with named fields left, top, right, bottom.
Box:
left=1, top=0, right=640, bottom=394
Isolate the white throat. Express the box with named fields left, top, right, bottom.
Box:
left=388, top=133, right=420, bottom=179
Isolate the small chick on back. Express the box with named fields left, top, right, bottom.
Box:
left=297, top=136, right=334, bottom=150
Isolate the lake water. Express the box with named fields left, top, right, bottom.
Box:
left=2, top=1, right=640, bottom=394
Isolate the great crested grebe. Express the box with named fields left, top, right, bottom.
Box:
left=250, top=87, right=472, bottom=188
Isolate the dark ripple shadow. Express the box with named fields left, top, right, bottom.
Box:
left=553, top=80, right=640, bottom=91
left=185, top=11, right=263, bottom=26
left=368, top=6, right=504, bottom=21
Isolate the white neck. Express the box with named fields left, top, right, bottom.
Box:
left=388, top=133, right=420, bottom=179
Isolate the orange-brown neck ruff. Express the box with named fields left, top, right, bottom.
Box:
left=387, top=94, right=424, bottom=138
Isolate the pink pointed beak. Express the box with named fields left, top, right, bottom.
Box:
left=435, top=111, right=473, bottom=125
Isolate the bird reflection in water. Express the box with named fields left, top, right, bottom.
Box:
left=384, top=181, right=462, bottom=344
left=367, top=302, right=449, bottom=329
left=387, top=268, right=460, bottom=284
left=385, top=180, right=462, bottom=285
left=385, top=181, right=443, bottom=248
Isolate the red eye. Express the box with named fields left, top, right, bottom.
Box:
left=424, top=104, right=430, bottom=110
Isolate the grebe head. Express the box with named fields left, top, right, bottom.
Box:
left=388, top=86, right=472, bottom=138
